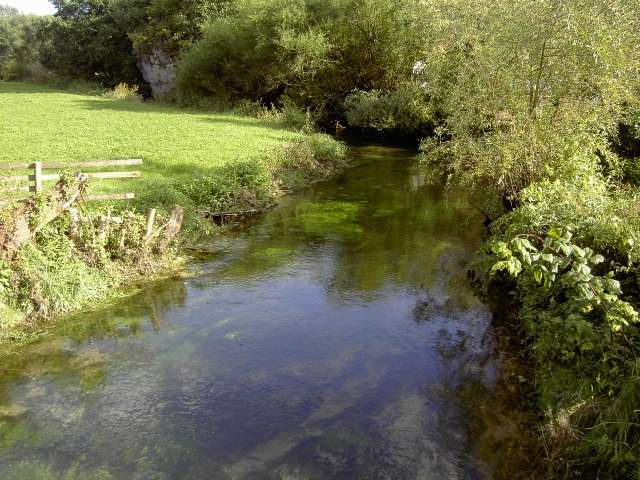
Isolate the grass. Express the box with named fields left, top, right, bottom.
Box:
left=0, top=81, right=306, bottom=212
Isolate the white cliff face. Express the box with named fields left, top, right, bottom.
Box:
left=137, top=47, right=177, bottom=98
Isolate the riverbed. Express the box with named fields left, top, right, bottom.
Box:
left=0, top=145, right=514, bottom=479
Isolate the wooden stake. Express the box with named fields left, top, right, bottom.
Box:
left=33, top=162, right=43, bottom=194
left=159, top=206, right=184, bottom=251
left=68, top=208, right=80, bottom=239
left=145, top=208, right=157, bottom=241
left=97, top=215, right=108, bottom=242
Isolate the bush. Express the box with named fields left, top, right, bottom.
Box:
left=0, top=13, right=49, bottom=81
left=257, top=97, right=313, bottom=132
left=103, top=82, right=142, bottom=102
left=494, top=175, right=640, bottom=264
left=13, top=227, right=116, bottom=319
left=344, top=83, right=434, bottom=134
left=485, top=228, right=640, bottom=476
left=419, top=102, right=617, bottom=201
left=265, top=133, right=347, bottom=189
left=178, top=161, right=274, bottom=214
left=177, top=0, right=428, bottom=121
left=179, top=133, right=347, bottom=210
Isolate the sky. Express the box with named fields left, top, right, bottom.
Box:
left=3, top=0, right=56, bottom=15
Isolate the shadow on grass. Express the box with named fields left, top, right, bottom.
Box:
left=72, top=97, right=296, bottom=133
left=0, top=81, right=103, bottom=98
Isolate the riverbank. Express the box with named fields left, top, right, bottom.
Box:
left=0, top=81, right=347, bottom=344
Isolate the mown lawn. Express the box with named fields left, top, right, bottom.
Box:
left=0, top=81, right=303, bottom=209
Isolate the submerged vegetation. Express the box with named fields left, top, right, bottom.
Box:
left=1, top=0, right=640, bottom=476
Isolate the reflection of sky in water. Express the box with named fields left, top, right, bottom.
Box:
left=0, top=146, right=501, bottom=480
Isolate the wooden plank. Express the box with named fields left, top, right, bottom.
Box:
left=42, top=159, right=143, bottom=169
left=0, top=163, right=33, bottom=170
left=85, top=193, right=135, bottom=201
left=0, top=159, right=143, bottom=172
left=145, top=208, right=157, bottom=241
left=32, top=171, right=142, bottom=182
left=87, top=171, right=142, bottom=179
left=34, top=174, right=61, bottom=181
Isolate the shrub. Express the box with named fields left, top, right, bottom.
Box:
left=179, top=133, right=346, bottom=211
left=485, top=229, right=640, bottom=476
left=178, top=161, right=275, bottom=214
left=13, top=226, right=116, bottom=319
left=257, top=97, right=313, bottom=132
left=419, top=102, right=617, bottom=201
left=265, top=133, right=347, bottom=189
left=0, top=13, right=49, bottom=81
left=493, top=175, right=640, bottom=265
left=103, top=82, right=142, bottom=102
left=344, top=83, right=434, bottom=134
left=177, top=0, right=428, bottom=121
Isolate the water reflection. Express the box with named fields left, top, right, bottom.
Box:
left=0, top=146, right=511, bottom=479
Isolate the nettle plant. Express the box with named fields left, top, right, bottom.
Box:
left=488, top=229, right=638, bottom=363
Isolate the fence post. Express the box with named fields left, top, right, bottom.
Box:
left=33, top=162, right=43, bottom=194
left=145, top=208, right=157, bottom=241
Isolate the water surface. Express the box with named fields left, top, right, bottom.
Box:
left=0, top=146, right=506, bottom=479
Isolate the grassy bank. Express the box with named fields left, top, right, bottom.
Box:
left=0, top=81, right=346, bottom=342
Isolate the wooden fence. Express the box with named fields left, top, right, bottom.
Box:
left=0, top=159, right=142, bottom=201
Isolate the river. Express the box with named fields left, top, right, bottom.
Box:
left=0, top=145, right=517, bottom=479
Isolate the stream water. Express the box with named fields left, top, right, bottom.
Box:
left=0, top=146, right=514, bottom=479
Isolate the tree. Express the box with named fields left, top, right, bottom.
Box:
left=418, top=0, right=640, bottom=198
left=0, top=10, right=50, bottom=80
left=41, top=0, right=146, bottom=88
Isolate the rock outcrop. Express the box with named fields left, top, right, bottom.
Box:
left=136, top=47, right=177, bottom=99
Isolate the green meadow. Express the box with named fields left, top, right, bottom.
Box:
left=0, top=81, right=304, bottom=211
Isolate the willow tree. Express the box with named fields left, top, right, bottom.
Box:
left=418, top=0, right=640, bottom=199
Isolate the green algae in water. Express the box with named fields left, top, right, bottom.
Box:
left=293, top=201, right=364, bottom=238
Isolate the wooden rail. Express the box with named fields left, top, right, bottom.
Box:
left=0, top=159, right=142, bottom=201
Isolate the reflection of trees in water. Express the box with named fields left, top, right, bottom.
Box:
left=207, top=154, right=485, bottom=307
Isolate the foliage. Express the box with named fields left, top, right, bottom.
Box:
left=12, top=222, right=115, bottom=319
left=180, top=132, right=347, bottom=210
left=40, top=0, right=146, bottom=90
left=265, top=133, right=347, bottom=189
left=256, top=97, right=314, bottom=132
left=177, top=0, right=427, bottom=120
left=128, top=0, right=233, bottom=56
left=487, top=229, right=640, bottom=475
left=344, top=83, right=434, bottom=135
left=179, top=161, right=274, bottom=214
left=102, top=82, right=142, bottom=102
left=490, top=230, right=637, bottom=348
left=417, top=0, right=640, bottom=199
left=0, top=12, right=50, bottom=81
left=493, top=175, right=640, bottom=265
